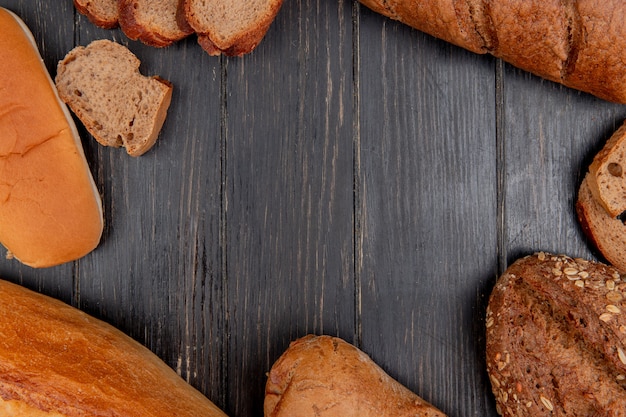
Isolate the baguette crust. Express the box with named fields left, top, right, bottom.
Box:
left=0, top=279, right=228, bottom=417
left=265, top=335, right=446, bottom=417
left=359, top=0, right=626, bottom=103
left=0, top=7, right=103, bottom=268
left=486, top=253, right=626, bottom=416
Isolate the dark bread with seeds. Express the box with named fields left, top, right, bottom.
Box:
left=265, top=335, right=446, bottom=417
left=486, top=252, right=626, bottom=416
left=73, top=0, right=119, bottom=29
left=359, top=0, right=626, bottom=103
left=55, top=39, right=172, bottom=157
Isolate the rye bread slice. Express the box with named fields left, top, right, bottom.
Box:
left=119, top=0, right=194, bottom=47
left=74, top=0, right=119, bottom=29
left=486, top=252, right=626, bottom=416
left=576, top=174, right=626, bottom=273
left=55, top=39, right=172, bottom=157
left=183, top=0, right=284, bottom=56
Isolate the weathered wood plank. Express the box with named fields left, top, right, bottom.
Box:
left=357, top=8, right=499, bottom=416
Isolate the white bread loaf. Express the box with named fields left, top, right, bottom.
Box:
left=0, top=7, right=103, bottom=268
left=0, top=278, right=228, bottom=417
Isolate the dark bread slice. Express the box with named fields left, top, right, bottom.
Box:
left=587, top=121, right=626, bottom=219
left=576, top=174, right=626, bottom=273
left=73, top=0, right=119, bottom=29
left=118, top=0, right=194, bottom=47
left=486, top=252, right=626, bottom=416
left=265, top=335, right=446, bottom=417
left=55, top=39, right=172, bottom=157
left=183, top=0, right=284, bottom=56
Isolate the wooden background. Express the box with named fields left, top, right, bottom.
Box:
left=2, top=0, right=625, bottom=415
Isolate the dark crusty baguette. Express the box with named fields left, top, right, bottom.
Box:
left=587, top=121, right=626, bottom=218
left=359, top=0, right=626, bottom=104
left=55, top=39, right=172, bottom=156
left=183, top=0, right=284, bottom=56
left=576, top=174, right=626, bottom=273
left=119, top=0, right=194, bottom=47
left=265, top=335, right=446, bottom=417
left=486, top=252, right=626, bottom=416
left=73, top=0, right=119, bottom=29
left=0, top=279, right=227, bottom=416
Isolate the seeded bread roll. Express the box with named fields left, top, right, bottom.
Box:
left=265, top=335, right=446, bottom=417
left=0, top=279, right=228, bottom=417
left=576, top=174, right=626, bottom=273
left=73, top=0, right=119, bottom=29
left=119, top=0, right=194, bottom=47
left=587, top=121, right=626, bottom=218
left=55, top=39, right=172, bottom=157
left=359, top=0, right=626, bottom=104
left=0, top=7, right=103, bottom=268
left=486, top=252, right=626, bottom=416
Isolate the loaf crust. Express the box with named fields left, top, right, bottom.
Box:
left=0, top=7, right=103, bottom=268
left=0, top=279, right=227, bottom=417
left=486, top=252, right=626, bottom=416
left=265, top=335, right=446, bottom=417
left=359, top=0, right=626, bottom=103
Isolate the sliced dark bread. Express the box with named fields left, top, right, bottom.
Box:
left=576, top=174, right=626, bottom=272
left=119, top=0, right=194, bottom=47
left=588, top=121, right=626, bottom=218
left=183, top=0, right=284, bottom=56
left=486, top=252, right=626, bottom=416
left=74, top=0, right=119, bottom=29
left=55, top=39, right=172, bottom=157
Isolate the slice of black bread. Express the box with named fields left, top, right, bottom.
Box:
left=486, top=252, right=626, bottom=416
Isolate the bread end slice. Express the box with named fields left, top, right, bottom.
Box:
left=55, top=39, right=172, bottom=157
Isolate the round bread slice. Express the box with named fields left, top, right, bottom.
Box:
left=576, top=174, right=626, bottom=272
left=486, top=252, right=626, bottom=416
left=265, top=335, right=446, bottom=417
left=55, top=39, right=172, bottom=157
left=119, top=0, right=194, bottom=47
left=73, top=0, right=119, bottom=29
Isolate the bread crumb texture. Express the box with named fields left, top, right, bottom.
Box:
left=55, top=39, right=172, bottom=156
left=486, top=252, right=626, bottom=416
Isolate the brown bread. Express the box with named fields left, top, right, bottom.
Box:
left=486, top=252, right=626, bottom=416
left=73, top=0, right=119, bottom=29
left=118, top=0, right=194, bottom=47
left=265, top=335, right=446, bottom=417
left=359, top=0, right=626, bottom=103
left=576, top=174, right=626, bottom=273
left=183, top=0, right=284, bottom=56
left=55, top=39, right=172, bottom=157
left=0, top=279, right=228, bottom=416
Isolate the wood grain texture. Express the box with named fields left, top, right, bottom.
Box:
left=1, top=0, right=624, bottom=416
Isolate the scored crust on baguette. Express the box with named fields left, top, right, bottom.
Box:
left=486, top=252, right=626, bottom=416
left=119, top=0, right=194, bottom=47
left=0, top=279, right=228, bottom=417
left=0, top=7, right=103, bottom=268
left=265, top=335, right=447, bottom=417
left=587, top=121, right=626, bottom=218
left=73, top=0, right=119, bottom=29
left=576, top=174, right=626, bottom=273
left=183, top=0, right=284, bottom=56
left=359, top=0, right=626, bottom=103
left=55, top=39, right=172, bottom=157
